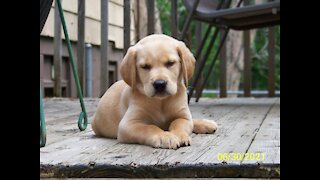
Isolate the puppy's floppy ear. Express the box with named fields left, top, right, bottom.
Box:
left=177, top=41, right=196, bottom=87
left=120, top=47, right=137, bottom=87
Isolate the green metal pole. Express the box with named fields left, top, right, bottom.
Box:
left=57, top=0, right=87, bottom=130
left=40, top=84, right=46, bottom=147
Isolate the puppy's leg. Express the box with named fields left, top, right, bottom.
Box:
left=169, top=118, right=193, bottom=146
left=118, top=121, right=180, bottom=149
left=193, top=119, right=218, bottom=134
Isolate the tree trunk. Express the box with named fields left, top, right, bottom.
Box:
left=133, top=0, right=162, bottom=41
left=224, top=0, right=261, bottom=97
left=225, top=30, right=243, bottom=97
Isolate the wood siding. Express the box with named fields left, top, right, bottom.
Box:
left=40, top=0, right=136, bottom=49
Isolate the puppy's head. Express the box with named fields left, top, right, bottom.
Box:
left=120, top=34, right=195, bottom=99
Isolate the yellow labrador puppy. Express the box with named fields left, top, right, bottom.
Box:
left=92, top=34, right=217, bottom=149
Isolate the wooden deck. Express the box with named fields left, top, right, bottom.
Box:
left=40, top=97, right=280, bottom=178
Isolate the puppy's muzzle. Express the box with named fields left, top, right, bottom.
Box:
left=153, top=80, right=167, bottom=93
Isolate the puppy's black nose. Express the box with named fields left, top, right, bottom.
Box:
left=153, top=80, right=167, bottom=92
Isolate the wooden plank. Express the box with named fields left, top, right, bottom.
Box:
left=194, top=22, right=202, bottom=98
left=40, top=130, right=119, bottom=165
left=41, top=0, right=133, bottom=49
left=123, top=0, right=130, bottom=55
left=243, top=30, right=251, bottom=97
left=54, top=2, right=62, bottom=97
left=147, top=0, right=155, bottom=35
left=44, top=114, right=96, bottom=146
left=189, top=97, right=243, bottom=121
left=219, top=32, right=227, bottom=98
left=41, top=162, right=279, bottom=178
left=77, top=0, right=85, bottom=93
left=159, top=98, right=277, bottom=166
left=40, top=98, right=280, bottom=178
left=42, top=98, right=100, bottom=145
left=43, top=98, right=99, bottom=122
left=100, top=0, right=109, bottom=95
left=194, top=98, right=278, bottom=165
left=79, top=140, right=170, bottom=166
left=41, top=98, right=238, bottom=168
left=61, top=98, right=238, bottom=167
left=135, top=0, right=140, bottom=41
left=268, top=26, right=275, bottom=97
left=244, top=98, right=280, bottom=164
left=171, top=0, right=177, bottom=38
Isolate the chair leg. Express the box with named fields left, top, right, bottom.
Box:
left=187, top=25, right=212, bottom=103
left=194, top=24, right=213, bottom=61
left=40, top=84, right=46, bottom=147
left=195, top=28, right=230, bottom=102
left=179, top=0, right=200, bottom=41
left=56, top=0, right=88, bottom=131
left=188, top=27, right=221, bottom=102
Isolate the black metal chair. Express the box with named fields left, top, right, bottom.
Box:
left=179, top=0, right=280, bottom=102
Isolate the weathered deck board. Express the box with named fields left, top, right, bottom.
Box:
left=40, top=98, right=280, bottom=178
left=43, top=98, right=99, bottom=122
left=160, top=98, right=277, bottom=165
left=43, top=98, right=99, bottom=145
left=244, top=98, right=280, bottom=165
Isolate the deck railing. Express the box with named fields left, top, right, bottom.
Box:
left=123, top=0, right=279, bottom=99
left=58, top=0, right=279, bottom=99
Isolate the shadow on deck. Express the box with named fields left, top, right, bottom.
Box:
left=40, top=97, right=280, bottom=178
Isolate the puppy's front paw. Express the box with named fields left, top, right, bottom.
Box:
left=149, top=132, right=180, bottom=149
left=193, top=119, right=218, bottom=134
left=179, top=133, right=192, bottom=146
left=171, top=131, right=192, bottom=146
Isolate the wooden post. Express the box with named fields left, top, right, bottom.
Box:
left=194, top=22, right=202, bottom=98
left=220, top=33, right=227, bottom=98
left=54, top=1, right=62, bottom=97
left=268, top=26, right=275, bottom=97
left=136, top=0, right=140, bottom=41
left=77, top=0, right=85, bottom=94
left=171, top=0, right=177, bottom=38
left=100, top=0, right=109, bottom=95
left=186, top=26, right=192, bottom=49
left=243, top=30, right=251, bottom=97
left=147, top=0, right=154, bottom=35
left=123, top=0, right=130, bottom=56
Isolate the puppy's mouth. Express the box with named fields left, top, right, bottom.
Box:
left=152, top=91, right=171, bottom=98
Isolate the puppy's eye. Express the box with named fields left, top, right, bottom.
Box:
left=140, top=64, right=151, bottom=70
left=165, top=61, right=175, bottom=68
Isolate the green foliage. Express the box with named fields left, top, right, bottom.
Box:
left=251, top=27, right=280, bottom=90
left=156, top=0, right=280, bottom=91
left=201, top=93, right=218, bottom=98
left=156, top=0, right=187, bottom=35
